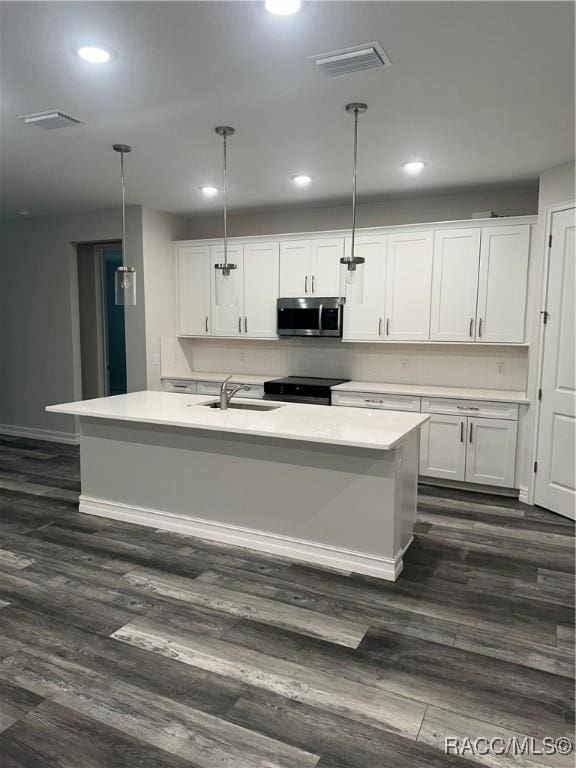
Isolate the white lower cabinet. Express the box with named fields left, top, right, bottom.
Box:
left=419, top=414, right=467, bottom=481
left=464, top=417, right=517, bottom=487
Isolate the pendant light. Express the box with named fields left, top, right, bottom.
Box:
left=214, top=125, right=238, bottom=307
left=340, top=103, right=367, bottom=304
left=113, top=143, right=137, bottom=306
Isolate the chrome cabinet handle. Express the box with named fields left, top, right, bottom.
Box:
left=305, top=275, right=308, bottom=293
left=456, top=405, right=479, bottom=411
left=478, top=318, right=483, bottom=337
left=205, top=316, right=208, bottom=333
left=312, top=275, right=315, bottom=293
left=366, top=399, right=384, bottom=404
left=469, top=318, right=474, bottom=338
left=460, top=421, right=464, bottom=442
left=244, top=317, right=248, bottom=334
left=469, top=423, right=474, bottom=443
left=386, top=318, right=390, bottom=336
left=238, top=317, right=242, bottom=333
left=378, top=318, right=383, bottom=336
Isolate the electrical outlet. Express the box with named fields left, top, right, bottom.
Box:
left=400, top=358, right=409, bottom=369
left=496, top=361, right=505, bottom=374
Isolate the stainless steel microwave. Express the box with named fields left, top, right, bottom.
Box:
left=277, top=297, right=343, bottom=337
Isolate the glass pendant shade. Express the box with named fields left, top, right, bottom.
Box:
left=115, top=266, right=136, bottom=306
left=214, top=263, right=238, bottom=307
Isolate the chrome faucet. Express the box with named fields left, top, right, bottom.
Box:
left=219, top=376, right=251, bottom=410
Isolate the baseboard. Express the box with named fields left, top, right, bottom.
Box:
left=80, top=494, right=405, bottom=581
left=518, top=485, right=530, bottom=505
left=418, top=477, right=518, bottom=498
left=0, top=424, right=79, bottom=445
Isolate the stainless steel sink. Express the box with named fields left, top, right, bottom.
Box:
left=200, top=401, right=283, bottom=411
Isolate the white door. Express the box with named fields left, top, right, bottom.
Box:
left=342, top=236, right=386, bottom=342
left=210, top=244, right=244, bottom=337
left=177, top=245, right=211, bottom=336
left=279, top=240, right=310, bottom=297
left=465, top=417, right=517, bottom=487
left=535, top=206, right=576, bottom=519
left=430, top=228, right=481, bottom=342
left=476, top=225, right=530, bottom=343
left=311, top=238, right=343, bottom=296
left=243, top=242, right=279, bottom=338
left=385, top=231, right=433, bottom=341
left=419, top=414, right=466, bottom=481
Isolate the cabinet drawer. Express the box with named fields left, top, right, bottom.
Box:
left=196, top=380, right=264, bottom=399
left=332, top=391, right=421, bottom=412
left=421, top=398, right=518, bottom=421
left=163, top=380, right=197, bottom=394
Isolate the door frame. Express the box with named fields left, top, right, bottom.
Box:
left=529, top=199, right=575, bottom=507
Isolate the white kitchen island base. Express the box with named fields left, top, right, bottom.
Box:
left=77, top=417, right=419, bottom=581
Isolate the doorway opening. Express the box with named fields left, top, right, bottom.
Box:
left=76, top=242, right=127, bottom=399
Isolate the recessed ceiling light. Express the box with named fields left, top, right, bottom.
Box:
left=265, top=0, right=301, bottom=16
left=292, top=175, right=312, bottom=187
left=77, top=46, right=112, bottom=64
left=402, top=160, right=427, bottom=175
left=200, top=185, right=219, bottom=198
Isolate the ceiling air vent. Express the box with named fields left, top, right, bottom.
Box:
left=17, top=110, right=83, bottom=129
left=308, top=42, right=392, bottom=77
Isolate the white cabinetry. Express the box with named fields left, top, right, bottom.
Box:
left=177, top=245, right=211, bottom=336
left=343, top=236, right=387, bottom=341
left=419, top=398, right=518, bottom=487
left=476, top=225, right=530, bottom=343
left=430, top=228, right=481, bottom=342
left=211, top=243, right=279, bottom=339
left=385, top=231, right=433, bottom=341
left=279, top=238, right=343, bottom=297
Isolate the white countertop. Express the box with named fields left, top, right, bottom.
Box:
left=47, top=391, right=429, bottom=451
left=332, top=381, right=529, bottom=404
left=163, top=373, right=272, bottom=385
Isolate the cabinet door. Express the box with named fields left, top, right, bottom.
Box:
left=419, top=414, right=466, bottom=480
left=342, top=236, right=386, bottom=342
left=311, top=238, right=343, bottom=296
left=430, top=229, right=481, bottom=341
left=476, top=225, right=530, bottom=343
left=210, top=245, right=244, bottom=337
left=243, top=242, right=279, bottom=338
left=465, top=417, right=517, bottom=487
left=279, top=240, right=311, bottom=297
left=385, top=231, right=433, bottom=340
left=177, top=246, right=211, bottom=336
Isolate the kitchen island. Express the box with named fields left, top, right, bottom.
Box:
left=47, top=391, right=428, bottom=581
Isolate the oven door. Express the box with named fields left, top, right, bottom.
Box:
left=277, top=298, right=341, bottom=337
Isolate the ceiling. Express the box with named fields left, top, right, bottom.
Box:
left=1, top=1, right=574, bottom=218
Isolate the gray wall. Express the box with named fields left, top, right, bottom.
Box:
left=183, top=185, right=539, bottom=239
left=0, top=206, right=144, bottom=439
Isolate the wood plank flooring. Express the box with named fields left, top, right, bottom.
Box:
left=0, top=435, right=573, bottom=767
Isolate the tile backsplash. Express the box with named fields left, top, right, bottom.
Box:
left=160, top=337, right=529, bottom=392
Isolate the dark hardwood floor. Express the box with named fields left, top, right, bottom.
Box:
left=0, top=435, right=573, bottom=767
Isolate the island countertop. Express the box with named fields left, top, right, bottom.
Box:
left=47, top=391, right=429, bottom=451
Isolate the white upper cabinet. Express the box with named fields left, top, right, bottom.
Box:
left=310, top=238, right=343, bottom=296
left=279, top=238, right=343, bottom=297
left=430, top=228, right=482, bottom=342
left=177, top=245, right=211, bottom=336
left=342, top=236, right=387, bottom=342
left=476, top=225, right=530, bottom=343
left=243, top=241, right=279, bottom=338
left=210, top=244, right=244, bottom=337
left=279, top=240, right=311, bottom=297
left=385, top=231, right=433, bottom=341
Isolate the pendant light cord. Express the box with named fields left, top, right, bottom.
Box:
left=120, top=151, right=127, bottom=265
left=223, top=131, right=228, bottom=268
left=350, top=106, right=359, bottom=263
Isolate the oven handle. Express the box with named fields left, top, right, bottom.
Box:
left=318, top=303, right=323, bottom=334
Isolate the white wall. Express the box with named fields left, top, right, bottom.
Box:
left=0, top=206, right=143, bottom=440
left=141, top=208, right=190, bottom=390
left=162, top=336, right=529, bottom=393
left=184, top=185, right=538, bottom=239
